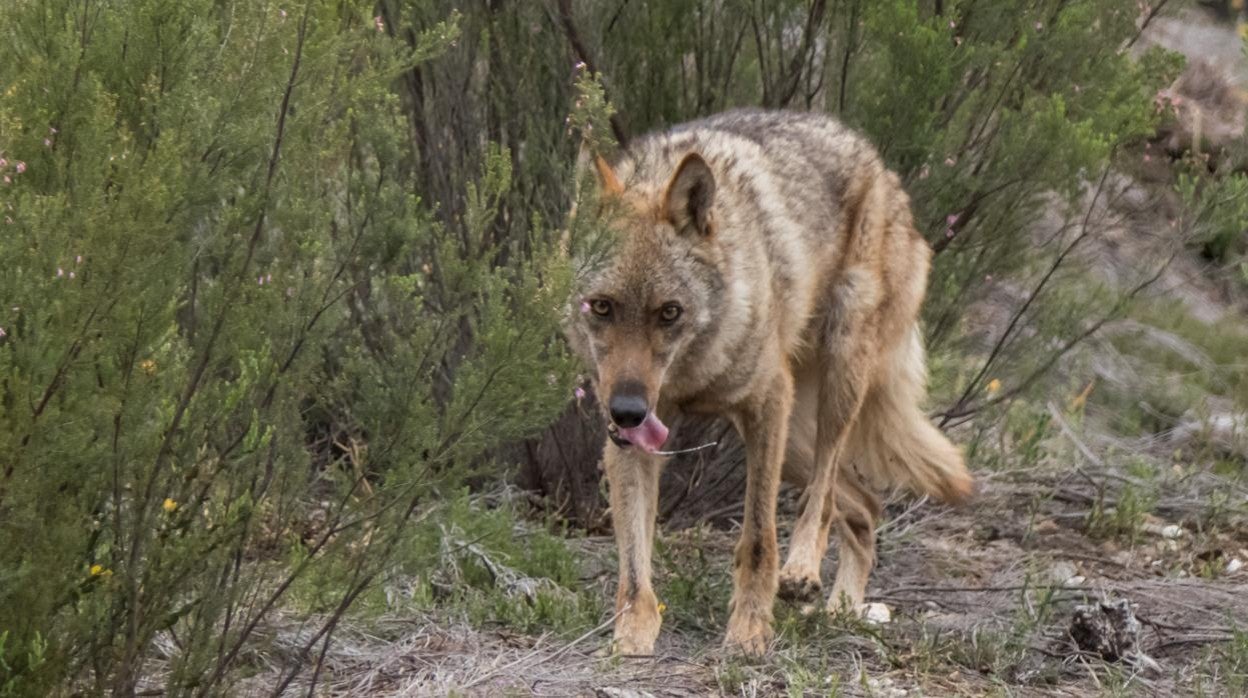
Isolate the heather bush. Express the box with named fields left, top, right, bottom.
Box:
left=0, top=2, right=585, bottom=693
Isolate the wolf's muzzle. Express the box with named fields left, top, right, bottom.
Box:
left=607, top=380, right=649, bottom=429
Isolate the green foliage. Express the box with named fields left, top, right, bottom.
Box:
left=0, top=1, right=577, bottom=694
left=1179, top=170, right=1248, bottom=265
left=1084, top=482, right=1157, bottom=544
left=380, top=493, right=603, bottom=637
left=654, top=528, right=732, bottom=635
left=1094, top=297, right=1248, bottom=441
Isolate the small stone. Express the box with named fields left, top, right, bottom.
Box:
left=863, top=602, right=892, bottom=625
left=1161, top=525, right=1182, bottom=539
left=1066, top=575, right=1086, bottom=586
left=1049, top=561, right=1077, bottom=584
left=1227, top=558, right=1244, bottom=574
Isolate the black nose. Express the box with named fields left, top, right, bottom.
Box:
left=608, top=393, right=648, bottom=428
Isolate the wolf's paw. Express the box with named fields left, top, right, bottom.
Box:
left=723, top=609, right=774, bottom=657
left=612, top=602, right=661, bottom=656
left=612, top=634, right=656, bottom=657
left=777, top=569, right=822, bottom=603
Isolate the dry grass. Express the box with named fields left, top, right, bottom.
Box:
left=198, top=441, right=1246, bottom=696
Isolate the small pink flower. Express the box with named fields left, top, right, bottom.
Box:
left=49, top=126, right=57, bottom=134
left=946, top=213, right=959, bottom=226
left=1143, top=153, right=1151, bottom=162
left=944, top=156, right=957, bottom=166
left=0, top=327, right=6, bottom=338
left=574, top=386, right=586, bottom=400
left=265, top=273, right=272, bottom=284
left=285, top=286, right=294, bottom=298
left=984, top=274, right=993, bottom=282
left=279, top=8, right=287, bottom=18
left=945, top=229, right=955, bottom=239
left=575, top=61, right=587, bottom=71
left=580, top=301, right=590, bottom=313
left=56, top=267, right=64, bottom=278
left=0, top=158, right=7, bottom=168
left=918, top=165, right=930, bottom=179
left=75, top=255, right=82, bottom=264
left=1034, top=21, right=1043, bottom=30
left=68, top=271, right=75, bottom=279
left=258, top=275, right=265, bottom=285
left=948, top=20, right=956, bottom=29
left=14, top=162, right=25, bottom=174
left=374, top=15, right=384, bottom=32
left=3, top=176, right=10, bottom=185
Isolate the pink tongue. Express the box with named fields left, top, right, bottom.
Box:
left=617, top=413, right=669, bottom=453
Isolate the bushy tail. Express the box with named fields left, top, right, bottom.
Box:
left=848, top=328, right=973, bottom=504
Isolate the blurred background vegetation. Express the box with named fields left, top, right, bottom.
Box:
left=0, top=0, right=1244, bottom=694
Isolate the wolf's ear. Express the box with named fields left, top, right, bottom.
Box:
left=575, top=142, right=624, bottom=196
left=593, top=155, right=624, bottom=196
left=663, top=153, right=715, bottom=236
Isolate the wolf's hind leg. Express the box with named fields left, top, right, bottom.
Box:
left=778, top=294, right=874, bottom=604
left=826, top=466, right=881, bottom=614
left=777, top=368, right=826, bottom=603
left=604, top=443, right=664, bottom=655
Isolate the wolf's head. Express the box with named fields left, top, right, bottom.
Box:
left=566, top=152, right=724, bottom=453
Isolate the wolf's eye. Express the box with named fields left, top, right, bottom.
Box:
left=590, top=299, right=613, bottom=317
left=659, top=303, right=683, bottom=324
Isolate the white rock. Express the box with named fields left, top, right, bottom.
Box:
left=1066, top=575, right=1086, bottom=586
left=1161, top=524, right=1182, bottom=539
left=1048, top=561, right=1077, bottom=584
left=1227, top=558, right=1244, bottom=574
left=863, top=602, right=892, bottom=625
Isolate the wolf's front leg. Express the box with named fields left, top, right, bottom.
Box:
left=603, top=441, right=664, bottom=655
left=724, top=368, right=792, bottom=656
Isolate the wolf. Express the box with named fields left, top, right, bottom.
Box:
left=564, top=109, right=973, bottom=656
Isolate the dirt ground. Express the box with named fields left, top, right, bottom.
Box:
left=242, top=450, right=1248, bottom=696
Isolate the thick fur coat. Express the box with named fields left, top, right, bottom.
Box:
left=565, top=109, right=973, bottom=655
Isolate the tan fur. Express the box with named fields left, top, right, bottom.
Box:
left=566, top=109, right=972, bottom=656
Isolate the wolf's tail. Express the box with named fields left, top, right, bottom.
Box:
left=847, top=327, right=973, bottom=504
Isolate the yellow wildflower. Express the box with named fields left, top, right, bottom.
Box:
left=89, top=564, right=112, bottom=577
left=162, top=498, right=178, bottom=513
left=140, top=359, right=157, bottom=376
left=657, top=602, right=667, bottom=615
left=986, top=378, right=1001, bottom=396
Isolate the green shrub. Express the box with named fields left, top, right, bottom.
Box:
left=0, top=2, right=582, bottom=694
